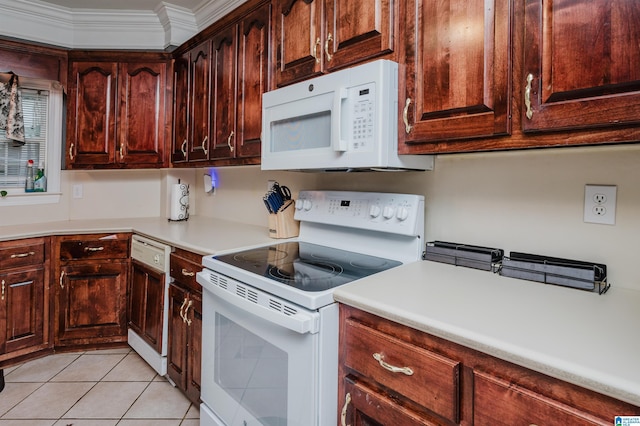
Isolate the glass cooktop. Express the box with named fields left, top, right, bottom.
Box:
left=213, top=241, right=402, bottom=292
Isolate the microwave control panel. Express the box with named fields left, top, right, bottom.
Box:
left=350, top=83, right=375, bottom=151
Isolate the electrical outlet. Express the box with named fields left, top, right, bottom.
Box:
left=72, top=184, right=83, bottom=199
left=584, top=185, right=616, bottom=225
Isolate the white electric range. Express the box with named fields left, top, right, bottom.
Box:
left=197, top=190, right=425, bottom=426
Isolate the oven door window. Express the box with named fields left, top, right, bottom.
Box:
left=202, top=290, right=319, bottom=426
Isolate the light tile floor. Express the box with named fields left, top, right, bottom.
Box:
left=0, top=347, right=199, bottom=426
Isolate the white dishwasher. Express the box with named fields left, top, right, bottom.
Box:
left=129, top=235, right=173, bottom=376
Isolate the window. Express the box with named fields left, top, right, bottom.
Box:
left=0, top=76, right=62, bottom=205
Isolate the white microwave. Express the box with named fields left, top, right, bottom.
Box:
left=261, top=60, right=434, bottom=171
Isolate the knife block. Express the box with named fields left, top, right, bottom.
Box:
left=268, top=200, right=299, bottom=239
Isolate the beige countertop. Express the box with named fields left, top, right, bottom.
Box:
left=3, top=218, right=638, bottom=406
left=333, top=260, right=640, bottom=407
left=0, top=216, right=276, bottom=255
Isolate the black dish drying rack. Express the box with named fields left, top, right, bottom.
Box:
left=423, top=241, right=610, bottom=295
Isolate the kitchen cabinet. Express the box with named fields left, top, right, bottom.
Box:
left=128, top=259, right=165, bottom=354
left=522, top=0, right=640, bottom=133
left=54, top=233, right=130, bottom=348
left=167, top=248, right=202, bottom=404
left=210, top=3, right=270, bottom=161
left=399, top=0, right=511, bottom=152
left=172, top=1, right=269, bottom=166
left=273, top=0, right=397, bottom=87
left=0, top=238, right=51, bottom=365
left=339, top=304, right=640, bottom=425
left=67, top=56, right=169, bottom=168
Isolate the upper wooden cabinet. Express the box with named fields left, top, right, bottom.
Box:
left=273, top=0, right=397, bottom=87
left=522, top=0, right=640, bottom=132
left=171, top=1, right=270, bottom=166
left=67, top=56, right=170, bottom=169
left=399, top=0, right=511, bottom=152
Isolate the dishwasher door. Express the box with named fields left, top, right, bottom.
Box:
left=129, top=235, right=173, bottom=376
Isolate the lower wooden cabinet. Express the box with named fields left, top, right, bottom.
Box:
left=339, top=304, right=640, bottom=426
left=53, top=233, right=130, bottom=348
left=0, top=237, right=51, bottom=365
left=167, top=248, right=202, bottom=404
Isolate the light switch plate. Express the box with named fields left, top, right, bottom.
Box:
left=584, top=185, right=616, bottom=225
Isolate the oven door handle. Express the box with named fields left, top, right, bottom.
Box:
left=204, top=280, right=319, bottom=335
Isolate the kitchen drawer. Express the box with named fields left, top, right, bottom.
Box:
left=473, top=370, right=607, bottom=425
left=342, top=376, right=439, bottom=426
left=0, top=238, right=46, bottom=269
left=170, top=249, right=202, bottom=293
left=58, top=234, right=130, bottom=261
left=343, top=317, right=460, bottom=423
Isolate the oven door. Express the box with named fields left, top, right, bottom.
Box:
left=200, top=271, right=325, bottom=426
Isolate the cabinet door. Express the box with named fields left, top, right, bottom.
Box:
left=118, top=62, right=167, bottom=167
left=236, top=3, right=271, bottom=158
left=474, top=370, right=607, bottom=425
left=69, top=62, right=118, bottom=166
left=172, top=54, right=190, bottom=163
left=325, top=0, right=396, bottom=72
left=0, top=267, right=45, bottom=355
left=167, top=283, right=188, bottom=390
left=128, top=260, right=165, bottom=354
left=56, top=261, right=128, bottom=346
left=210, top=25, right=238, bottom=160
left=400, top=0, right=510, bottom=149
left=341, top=377, right=438, bottom=426
left=522, top=0, right=640, bottom=132
left=185, top=291, right=202, bottom=404
left=274, top=0, right=324, bottom=86
left=188, top=41, right=211, bottom=162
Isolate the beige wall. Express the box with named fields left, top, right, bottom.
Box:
left=1, top=144, right=638, bottom=292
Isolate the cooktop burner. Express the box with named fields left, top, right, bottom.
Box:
left=213, top=241, right=402, bottom=292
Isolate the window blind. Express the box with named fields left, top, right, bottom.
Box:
left=0, top=88, right=49, bottom=187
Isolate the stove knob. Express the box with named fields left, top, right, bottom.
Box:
left=382, top=205, right=395, bottom=219
left=369, top=205, right=381, bottom=218
left=303, top=199, right=313, bottom=211
left=295, top=199, right=304, bottom=210
left=396, top=207, right=409, bottom=221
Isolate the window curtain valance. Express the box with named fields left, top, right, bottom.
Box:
left=0, top=72, right=25, bottom=145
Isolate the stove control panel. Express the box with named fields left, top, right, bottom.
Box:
left=295, top=190, right=425, bottom=236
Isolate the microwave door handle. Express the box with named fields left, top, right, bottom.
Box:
left=332, top=87, right=349, bottom=152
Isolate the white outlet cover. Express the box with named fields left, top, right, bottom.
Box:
left=584, top=185, right=617, bottom=225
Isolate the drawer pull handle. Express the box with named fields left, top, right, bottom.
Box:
left=181, top=139, right=187, bottom=158
left=313, top=37, right=321, bottom=63
left=181, top=268, right=195, bottom=277
left=184, top=299, right=194, bottom=326
left=59, top=271, right=65, bottom=290
left=373, top=353, right=414, bottom=376
left=1, top=280, right=5, bottom=301
left=11, top=251, right=35, bottom=258
left=525, top=73, right=534, bottom=119
left=69, top=143, right=74, bottom=160
left=179, top=298, right=188, bottom=323
left=340, top=392, right=351, bottom=426
left=403, top=98, right=412, bottom=134
left=325, top=33, right=333, bottom=62
left=84, top=246, right=104, bottom=252
left=202, top=136, right=208, bottom=156
left=227, top=131, right=234, bottom=152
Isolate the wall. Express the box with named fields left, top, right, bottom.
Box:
left=1, top=144, right=638, bottom=292
left=195, top=144, right=640, bottom=292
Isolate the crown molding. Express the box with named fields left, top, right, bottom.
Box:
left=194, top=0, right=247, bottom=32
left=0, top=0, right=201, bottom=50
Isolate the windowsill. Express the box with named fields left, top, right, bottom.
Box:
left=0, top=192, right=62, bottom=206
